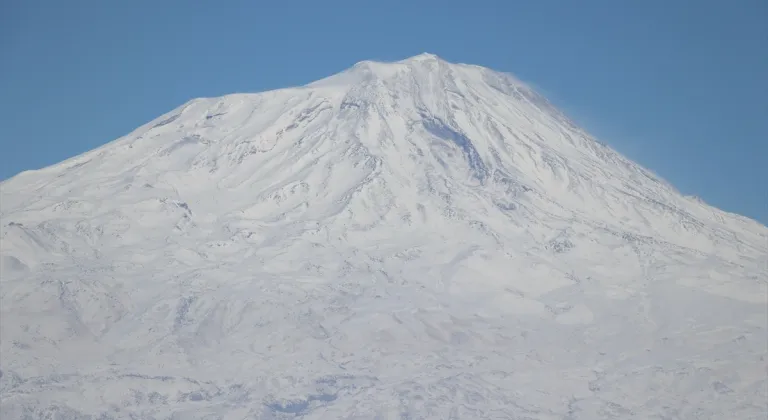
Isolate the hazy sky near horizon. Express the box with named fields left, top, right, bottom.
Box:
left=1, top=0, right=766, bottom=223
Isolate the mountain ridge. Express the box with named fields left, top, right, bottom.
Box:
left=2, top=53, right=760, bottom=228
left=3, top=54, right=764, bottom=253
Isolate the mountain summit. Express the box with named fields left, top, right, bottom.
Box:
left=2, top=54, right=766, bottom=419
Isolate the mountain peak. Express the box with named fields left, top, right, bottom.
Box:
left=402, top=52, right=443, bottom=62
left=307, top=53, right=453, bottom=89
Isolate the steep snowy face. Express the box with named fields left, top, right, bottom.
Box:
left=1, top=54, right=766, bottom=419
left=4, top=54, right=763, bottom=260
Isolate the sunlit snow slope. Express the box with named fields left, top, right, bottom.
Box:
left=1, top=53, right=767, bottom=419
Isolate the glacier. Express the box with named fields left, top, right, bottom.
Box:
left=1, top=53, right=766, bottom=419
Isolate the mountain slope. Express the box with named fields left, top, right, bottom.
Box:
left=1, top=53, right=766, bottom=419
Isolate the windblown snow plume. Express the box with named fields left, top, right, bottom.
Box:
left=1, top=53, right=766, bottom=419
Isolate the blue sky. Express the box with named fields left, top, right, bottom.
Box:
left=2, top=0, right=766, bottom=224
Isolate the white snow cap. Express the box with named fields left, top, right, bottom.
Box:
left=401, top=52, right=442, bottom=61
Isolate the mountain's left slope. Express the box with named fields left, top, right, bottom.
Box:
left=1, top=53, right=767, bottom=420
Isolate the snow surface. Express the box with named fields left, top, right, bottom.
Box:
left=1, top=53, right=767, bottom=419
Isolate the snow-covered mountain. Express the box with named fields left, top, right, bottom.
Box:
left=1, top=53, right=766, bottom=419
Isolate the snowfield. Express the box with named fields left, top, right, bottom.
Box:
left=1, top=53, right=766, bottom=419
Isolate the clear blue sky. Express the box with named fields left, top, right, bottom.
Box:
left=2, top=0, right=766, bottom=224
